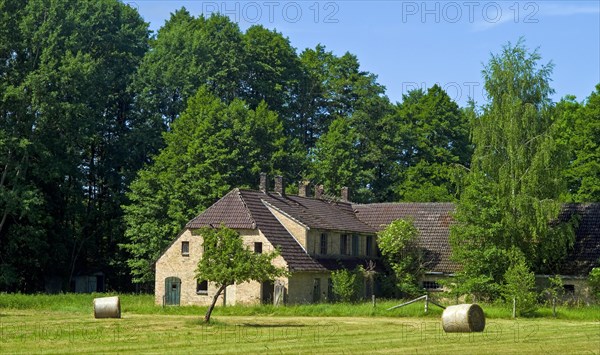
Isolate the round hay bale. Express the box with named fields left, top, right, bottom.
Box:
left=93, top=296, right=121, bottom=319
left=441, top=304, right=485, bottom=333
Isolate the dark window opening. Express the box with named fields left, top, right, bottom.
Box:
left=563, top=284, right=575, bottom=294
left=340, top=234, right=348, bottom=255
left=352, top=234, right=359, bottom=256
left=254, top=242, right=263, bottom=254
left=423, top=281, right=441, bottom=290
left=181, top=241, right=190, bottom=256
left=197, top=280, right=208, bottom=295
left=366, top=236, right=373, bottom=256
left=320, top=233, right=328, bottom=255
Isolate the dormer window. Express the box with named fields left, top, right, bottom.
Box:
left=181, top=241, right=189, bottom=256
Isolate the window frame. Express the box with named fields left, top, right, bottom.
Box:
left=340, top=234, right=348, bottom=255
left=181, top=241, right=190, bottom=256
left=320, top=233, right=328, bottom=255
left=196, top=280, right=208, bottom=295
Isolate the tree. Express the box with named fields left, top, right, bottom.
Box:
left=196, top=225, right=287, bottom=323
left=555, top=86, right=600, bottom=202
left=450, top=39, right=575, bottom=300
left=0, top=0, right=149, bottom=291
left=377, top=219, right=423, bottom=297
left=392, top=85, right=472, bottom=202
left=122, top=88, right=289, bottom=284
left=544, top=275, right=563, bottom=317
left=503, top=248, right=537, bottom=317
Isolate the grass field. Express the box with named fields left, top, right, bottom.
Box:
left=1, top=294, right=600, bottom=354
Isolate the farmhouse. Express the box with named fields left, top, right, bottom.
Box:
left=154, top=174, right=600, bottom=306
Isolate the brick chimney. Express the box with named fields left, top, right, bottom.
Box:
left=341, top=187, right=349, bottom=202
left=298, top=180, right=310, bottom=197
left=259, top=172, right=268, bottom=193
left=274, top=175, right=285, bottom=195
left=315, top=184, right=324, bottom=199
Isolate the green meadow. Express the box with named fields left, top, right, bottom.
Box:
left=1, top=294, right=599, bottom=354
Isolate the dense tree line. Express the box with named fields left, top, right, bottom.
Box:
left=0, top=2, right=597, bottom=292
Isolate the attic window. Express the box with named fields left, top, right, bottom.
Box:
left=181, top=241, right=189, bottom=256
left=196, top=280, right=208, bottom=295
left=254, top=242, right=263, bottom=254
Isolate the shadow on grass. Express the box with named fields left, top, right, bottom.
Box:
left=240, top=323, right=306, bottom=328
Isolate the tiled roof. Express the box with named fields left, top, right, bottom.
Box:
left=558, top=203, right=600, bottom=276
left=185, top=187, right=600, bottom=276
left=260, top=194, right=376, bottom=234
left=352, top=203, right=458, bottom=273
left=186, top=189, right=256, bottom=229
left=186, top=188, right=326, bottom=272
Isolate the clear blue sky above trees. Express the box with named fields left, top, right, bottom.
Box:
left=133, top=0, right=599, bottom=106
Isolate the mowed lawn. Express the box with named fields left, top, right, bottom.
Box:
left=1, top=295, right=600, bottom=354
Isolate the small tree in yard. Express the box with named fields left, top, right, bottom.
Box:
left=377, top=219, right=423, bottom=297
left=503, top=249, right=538, bottom=317
left=588, top=267, right=600, bottom=301
left=196, top=225, right=288, bottom=323
left=545, top=275, right=563, bottom=317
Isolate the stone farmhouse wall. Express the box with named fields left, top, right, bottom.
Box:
left=155, top=228, right=288, bottom=306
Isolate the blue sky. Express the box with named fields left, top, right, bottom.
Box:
left=130, top=1, right=600, bottom=106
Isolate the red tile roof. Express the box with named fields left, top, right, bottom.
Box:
left=184, top=188, right=600, bottom=276
left=353, top=203, right=459, bottom=273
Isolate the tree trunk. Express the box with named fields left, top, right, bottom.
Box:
left=204, top=284, right=227, bottom=323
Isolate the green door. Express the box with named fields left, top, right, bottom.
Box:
left=165, top=277, right=181, bottom=305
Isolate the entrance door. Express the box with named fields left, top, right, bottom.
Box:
left=165, top=277, right=181, bottom=305
left=312, top=278, right=321, bottom=303
left=262, top=281, right=274, bottom=304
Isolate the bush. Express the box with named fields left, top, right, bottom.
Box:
left=588, top=267, right=600, bottom=301
left=331, top=268, right=362, bottom=303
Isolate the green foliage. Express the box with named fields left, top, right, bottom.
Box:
left=555, top=86, right=600, bottom=202
left=393, top=85, right=472, bottom=202
left=122, top=88, right=289, bottom=284
left=450, top=39, right=575, bottom=300
left=503, top=249, right=538, bottom=316
left=377, top=219, right=423, bottom=297
left=330, top=267, right=363, bottom=303
left=196, top=224, right=287, bottom=322
left=0, top=0, right=149, bottom=291
left=588, top=267, right=600, bottom=301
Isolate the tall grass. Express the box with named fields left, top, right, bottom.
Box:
left=1, top=293, right=600, bottom=320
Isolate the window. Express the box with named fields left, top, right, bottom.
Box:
left=181, top=241, right=189, bottom=256
left=366, top=236, right=373, bottom=256
left=196, top=280, right=208, bottom=295
left=423, top=281, right=441, bottom=290
left=563, top=284, right=575, bottom=294
left=254, top=242, right=263, bottom=254
left=320, top=233, right=328, bottom=255
left=351, top=234, right=359, bottom=256
left=340, top=234, right=348, bottom=255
